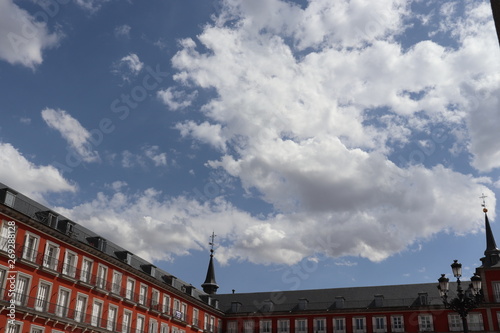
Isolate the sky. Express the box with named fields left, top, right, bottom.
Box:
left=0, top=0, right=499, bottom=295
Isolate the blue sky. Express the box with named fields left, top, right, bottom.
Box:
left=0, top=0, right=499, bottom=294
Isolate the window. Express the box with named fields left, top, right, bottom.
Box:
left=139, top=284, right=148, bottom=305
left=23, top=232, right=39, bottom=262
left=162, top=294, right=171, bottom=314
left=204, top=314, right=209, bottom=330
left=353, top=317, right=366, bottom=333
left=91, top=299, right=103, bottom=327
left=227, top=322, right=237, bottom=333
left=210, top=316, right=215, bottom=332
left=107, top=305, right=118, bottom=331
left=315, top=318, right=326, bottom=333
left=494, top=282, right=500, bottom=302
left=373, top=317, right=386, bottom=332
left=468, top=313, right=484, bottom=331
left=278, top=320, right=289, bottom=333
left=137, top=315, right=146, bottom=333
left=181, top=303, right=188, bottom=321
left=334, top=318, right=345, bottom=333
left=448, top=314, right=462, bottom=331
left=30, top=326, right=45, bottom=333
left=418, top=315, right=433, bottom=332
left=151, top=289, right=160, bottom=309
left=260, top=320, right=271, bottom=333
left=122, top=310, right=132, bottom=333
left=192, top=308, right=199, bottom=327
left=14, top=274, right=30, bottom=305
left=0, top=265, right=7, bottom=291
left=4, top=190, right=16, bottom=207
left=62, top=250, right=78, bottom=277
left=112, top=270, right=123, bottom=294
left=55, top=288, right=70, bottom=317
left=74, top=294, right=87, bottom=322
left=160, top=323, right=169, bottom=333
left=7, top=321, right=22, bottom=333
left=244, top=320, right=254, bottom=333
left=149, top=319, right=158, bottom=333
left=391, top=316, right=404, bottom=332
left=295, top=319, right=307, bottom=333
left=43, top=241, right=59, bottom=270
left=96, top=264, right=108, bottom=289
left=126, top=278, right=136, bottom=300
left=80, top=257, right=93, bottom=283
left=0, top=220, right=15, bottom=251
left=35, top=281, right=51, bottom=311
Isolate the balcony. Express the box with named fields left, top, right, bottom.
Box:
left=0, top=288, right=135, bottom=332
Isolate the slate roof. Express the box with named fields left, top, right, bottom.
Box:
left=214, top=282, right=456, bottom=314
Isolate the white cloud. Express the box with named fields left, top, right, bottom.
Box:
left=0, top=142, right=76, bottom=201
left=160, top=0, right=499, bottom=264
left=75, top=0, right=110, bottom=13
left=113, top=53, right=144, bottom=81
left=157, top=87, right=197, bottom=111
left=0, top=0, right=61, bottom=68
left=41, top=108, right=100, bottom=163
left=143, top=146, right=167, bottom=167
left=115, top=24, right=131, bottom=38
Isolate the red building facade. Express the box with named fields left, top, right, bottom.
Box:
left=2, top=181, right=500, bottom=333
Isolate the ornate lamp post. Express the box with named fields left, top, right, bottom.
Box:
left=437, top=260, right=483, bottom=333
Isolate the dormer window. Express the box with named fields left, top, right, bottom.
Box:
left=419, top=292, right=428, bottom=305
left=298, top=298, right=308, bottom=310
left=231, top=302, right=242, bottom=313
left=335, top=296, right=345, bottom=309
left=374, top=294, right=384, bottom=307
left=86, top=236, right=107, bottom=252
left=35, top=211, right=59, bottom=228
left=141, top=264, right=156, bottom=277
left=262, top=300, right=274, bottom=312
left=4, top=190, right=16, bottom=207
left=115, top=251, right=133, bottom=265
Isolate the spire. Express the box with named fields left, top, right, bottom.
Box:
left=480, top=194, right=500, bottom=267
left=202, top=232, right=219, bottom=294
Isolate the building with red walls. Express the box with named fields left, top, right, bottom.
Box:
left=2, top=181, right=500, bottom=333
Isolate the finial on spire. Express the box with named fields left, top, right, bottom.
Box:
left=480, top=193, right=488, bottom=213
left=209, top=231, right=216, bottom=255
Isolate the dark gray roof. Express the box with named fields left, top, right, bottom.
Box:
left=214, top=282, right=454, bottom=314
left=0, top=182, right=212, bottom=305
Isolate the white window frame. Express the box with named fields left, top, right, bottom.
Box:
left=107, top=304, right=119, bottom=331
left=137, top=314, right=146, bottom=333
left=390, top=315, right=404, bottom=332
left=35, top=279, right=52, bottom=312
left=468, top=313, right=484, bottom=331
left=149, top=318, right=158, bottom=333
left=43, top=240, right=60, bottom=270
left=126, top=277, right=136, bottom=301
left=192, top=308, right=199, bottom=327
left=278, top=319, right=289, bottom=333
left=7, top=321, right=23, bottom=333
left=112, top=270, right=123, bottom=294
left=151, top=288, right=160, bottom=308
left=62, top=249, right=78, bottom=277
left=295, top=319, right=307, bottom=333
left=14, top=273, right=31, bottom=306
left=418, top=314, right=434, bottom=332
left=353, top=317, right=366, bottom=333
left=333, top=318, right=345, bottom=333
left=373, top=316, right=387, bottom=333
left=0, top=220, right=16, bottom=251
left=80, top=257, right=93, bottom=283
left=122, top=310, right=132, bottom=333
left=55, top=287, right=71, bottom=317
left=91, top=298, right=104, bottom=327
left=162, top=294, right=171, bottom=314
left=315, top=318, right=326, bottom=333
left=96, top=264, right=108, bottom=289
left=160, top=323, right=169, bottom=333
left=30, top=325, right=45, bottom=333
left=260, top=320, right=272, bottom=333
left=243, top=320, right=254, bottom=333
left=139, top=283, right=148, bottom=305
left=22, top=231, right=39, bottom=262
left=74, top=293, right=88, bottom=323
left=227, top=321, right=237, bottom=333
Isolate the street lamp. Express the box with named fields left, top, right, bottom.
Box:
left=437, top=260, right=483, bottom=333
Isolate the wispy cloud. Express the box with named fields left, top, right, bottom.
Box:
left=41, top=108, right=100, bottom=163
